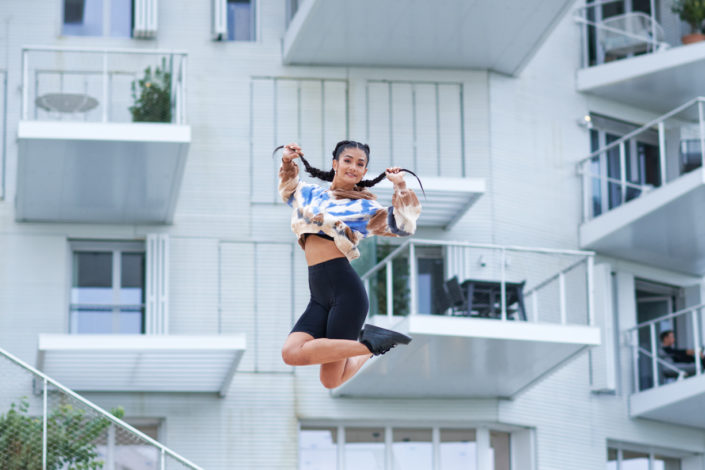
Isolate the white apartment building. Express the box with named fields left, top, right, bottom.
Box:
left=1, top=0, right=705, bottom=468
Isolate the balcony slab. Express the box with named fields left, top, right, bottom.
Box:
left=332, top=315, right=600, bottom=399
left=284, top=0, right=575, bottom=75
left=631, top=374, right=705, bottom=428
left=17, top=121, right=190, bottom=224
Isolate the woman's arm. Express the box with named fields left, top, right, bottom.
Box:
left=278, top=144, right=303, bottom=204
left=367, top=168, right=421, bottom=237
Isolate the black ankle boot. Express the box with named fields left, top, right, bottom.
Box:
left=359, top=324, right=412, bottom=356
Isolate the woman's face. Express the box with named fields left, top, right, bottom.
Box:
left=332, top=147, right=368, bottom=186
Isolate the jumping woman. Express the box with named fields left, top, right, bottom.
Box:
left=278, top=140, right=422, bottom=389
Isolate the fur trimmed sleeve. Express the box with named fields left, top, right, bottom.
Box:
left=366, top=187, right=421, bottom=237
left=278, top=159, right=300, bottom=205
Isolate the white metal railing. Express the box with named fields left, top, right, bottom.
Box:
left=361, top=239, right=595, bottom=326
left=574, top=0, right=671, bottom=68
left=577, top=97, right=705, bottom=222
left=626, top=304, right=705, bottom=394
left=21, top=46, right=187, bottom=125
left=0, top=344, right=203, bottom=470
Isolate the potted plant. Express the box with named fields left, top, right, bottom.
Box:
left=672, top=0, right=705, bottom=44
left=129, top=58, right=172, bottom=123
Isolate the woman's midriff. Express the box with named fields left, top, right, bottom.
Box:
left=304, top=235, right=346, bottom=266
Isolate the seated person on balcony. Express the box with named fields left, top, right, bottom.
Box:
left=277, top=142, right=422, bottom=389
left=660, top=330, right=705, bottom=375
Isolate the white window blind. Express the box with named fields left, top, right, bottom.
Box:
left=133, top=0, right=158, bottom=38
left=211, top=0, right=227, bottom=40
left=146, top=234, right=169, bottom=334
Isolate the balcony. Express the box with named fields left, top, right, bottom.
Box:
left=37, top=334, right=246, bottom=397
left=16, top=46, right=190, bottom=224
left=577, top=98, right=705, bottom=274
left=627, top=305, right=705, bottom=428
left=574, top=1, right=705, bottom=112
left=283, top=0, right=576, bottom=75
left=334, top=239, right=601, bottom=399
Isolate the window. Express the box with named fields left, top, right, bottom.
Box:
left=607, top=445, right=682, bottom=470
left=62, top=0, right=133, bottom=37
left=227, top=0, right=256, bottom=41
left=96, top=420, right=162, bottom=467
left=300, top=425, right=511, bottom=470
left=70, top=241, right=145, bottom=334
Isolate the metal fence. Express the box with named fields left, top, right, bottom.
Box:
left=361, top=238, right=595, bottom=326
left=21, top=46, right=187, bottom=124
left=0, top=345, right=203, bottom=470
left=577, top=97, right=705, bottom=222
left=627, top=304, right=705, bottom=393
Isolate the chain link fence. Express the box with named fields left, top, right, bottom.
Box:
left=0, top=347, right=203, bottom=470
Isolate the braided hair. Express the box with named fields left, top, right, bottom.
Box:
left=274, top=140, right=425, bottom=196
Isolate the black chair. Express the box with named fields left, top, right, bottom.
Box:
left=432, top=284, right=452, bottom=315
left=444, top=276, right=469, bottom=316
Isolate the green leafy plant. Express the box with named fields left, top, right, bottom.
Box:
left=672, top=0, right=705, bottom=34
left=373, top=241, right=410, bottom=316
left=129, top=58, right=172, bottom=123
left=0, top=397, right=125, bottom=470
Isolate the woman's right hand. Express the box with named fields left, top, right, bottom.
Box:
left=282, top=143, right=303, bottom=162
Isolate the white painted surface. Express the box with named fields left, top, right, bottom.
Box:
left=631, top=374, right=705, bottom=429
left=37, top=333, right=246, bottom=394
left=578, top=41, right=705, bottom=113
left=580, top=168, right=705, bottom=274
left=283, top=0, right=575, bottom=75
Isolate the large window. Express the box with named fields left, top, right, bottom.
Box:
left=62, top=0, right=133, bottom=37
left=227, top=0, right=256, bottom=41
left=607, top=445, right=682, bottom=469
left=70, top=241, right=145, bottom=334
left=299, top=425, right=511, bottom=470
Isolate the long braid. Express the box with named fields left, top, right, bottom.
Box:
left=273, top=142, right=425, bottom=198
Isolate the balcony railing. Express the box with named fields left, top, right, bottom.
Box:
left=577, top=97, right=705, bottom=222
left=21, top=46, right=187, bottom=124
left=574, top=0, right=682, bottom=68
left=0, top=345, right=203, bottom=470
left=627, top=304, right=705, bottom=393
left=361, top=238, right=595, bottom=326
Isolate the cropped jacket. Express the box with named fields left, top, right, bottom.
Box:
left=278, top=159, right=421, bottom=260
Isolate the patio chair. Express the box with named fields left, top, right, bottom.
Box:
left=597, top=12, right=667, bottom=59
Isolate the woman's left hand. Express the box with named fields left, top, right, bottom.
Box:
left=385, top=167, right=406, bottom=187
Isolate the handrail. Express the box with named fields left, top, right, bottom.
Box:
left=573, top=0, right=630, bottom=12
left=573, top=14, right=664, bottom=49
left=409, top=238, right=595, bottom=257
left=360, top=239, right=411, bottom=281
left=577, top=97, right=704, bottom=167
left=636, top=345, right=687, bottom=379
left=626, top=303, right=705, bottom=332
left=0, top=344, right=204, bottom=470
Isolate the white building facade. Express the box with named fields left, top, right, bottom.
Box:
left=1, top=0, right=705, bottom=468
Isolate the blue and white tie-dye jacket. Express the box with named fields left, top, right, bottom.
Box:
left=279, top=159, right=421, bottom=260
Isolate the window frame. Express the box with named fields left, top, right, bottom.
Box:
left=607, top=441, right=690, bottom=469
left=68, top=240, right=146, bottom=335
left=299, top=423, right=516, bottom=470
left=61, top=0, right=134, bottom=38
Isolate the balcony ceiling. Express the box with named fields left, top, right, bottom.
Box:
left=38, top=334, right=246, bottom=397
left=283, top=0, right=575, bottom=75
left=17, top=121, right=190, bottom=224
left=630, top=375, right=705, bottom=428
left=333, top=315, right=600, bottom=399
left=577, top=42, right=705, bottom=113
left=374, top=177, right=485, bottom=230
left=580, top=168, right=705, bottom=275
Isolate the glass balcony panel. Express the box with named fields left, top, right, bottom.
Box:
left=392, top=428, right=432, bottom=470
left=440, top=429, right=477, bottom=470
left=345, top=427, right=385, bottom=470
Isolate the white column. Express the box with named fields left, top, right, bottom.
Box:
left=476, top=428, right=492, bottom=470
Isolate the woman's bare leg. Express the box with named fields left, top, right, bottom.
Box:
left=281, top=332, right=370, bottom=366
left=319, top=354, right=372, bottom=389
